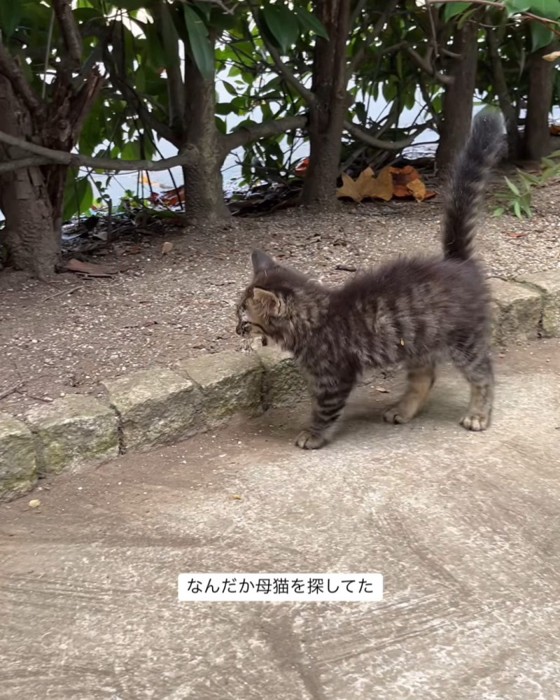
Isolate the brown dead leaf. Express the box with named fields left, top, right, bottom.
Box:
left=551, top=124, right=560, bottom=136
left=337, top=164, right=435, bottom=203
left=407, top=178, right=436, bottom=202
left=543, top=50, right=560, bottom=62
left=364, top=167, right=394, bottom=201
left=337, top=167, right=394, bottom=202
left=375, top=386, right=390, bottom=393
left=406, top=178, right=427, bottom=202
left=337, top=173, right=363, bottom=202
left=161, top=241, right=174, bottom=255
left=65, top=259, right=116, bottom=277
left=506, top=231, right=528, bottom=239
left=389, top=166, right=436, bottom=200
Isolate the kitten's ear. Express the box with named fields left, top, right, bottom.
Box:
left=251, top=249, right=276, bottom=274
left=253, top=287, right=284, bottom=316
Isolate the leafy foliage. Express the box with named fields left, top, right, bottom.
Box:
left=494, top=151, right=560, bottom=218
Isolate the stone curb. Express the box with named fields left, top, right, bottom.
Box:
left=1, top=271, right=559, bottom=501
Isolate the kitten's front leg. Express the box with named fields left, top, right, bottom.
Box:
left=295, top=379, right=354, bottom=450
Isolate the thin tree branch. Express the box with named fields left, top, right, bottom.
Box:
left=102, top=45, right=178, bottom=146
left=349, top=0, right=368, bottom=28
left=0, top=45, right=44, bottom=115
left=344, top=120, right=431, bottom=150
left=0, top=156, right=53, bottom=173
left=151, top=1, right=185, bottom=135
left=42, top=11, right=56, bottom=99
left=223, top=115, right=307, bottom=153
left=405, top=45, right=453, bottom=84
left=0, top=129, right=198, bottom=172
left=250, top=6, right=316, bottom=106
left=51, top=0, right=83, bottom=67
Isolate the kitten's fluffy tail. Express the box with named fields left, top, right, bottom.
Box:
left=442, top=108, right=505, bottom=260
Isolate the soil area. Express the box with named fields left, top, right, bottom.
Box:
left=1, top=177, right=559, bottom=418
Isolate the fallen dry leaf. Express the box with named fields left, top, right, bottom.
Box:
left=550, top=124, right=560, bottom=136
left=543, top=50, right=560, bottom=62
left=29, top=499, right=41, bottom=508
left=337, top=173, right=366, bottom=202
left=161, top=241, right=174, bottom=255
left=375, top=386, right=390, bottom=393
left=390, top=165, right=436, bottom=201
left=406, top=178, right=428, bottom=202
left=337, top=167, right=394, bottom=202
left=336, top=165, right=437, bottom=203
left=365, top=167, right=393, bottom=201
left=65, top=259, right=116, bottom=277
left=506, top=232, right=528, bottom=239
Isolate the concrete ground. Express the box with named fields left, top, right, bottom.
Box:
left=1, top=340, right=559, bottom=700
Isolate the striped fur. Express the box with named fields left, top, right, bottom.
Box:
left=236, top=110, right=505, bottom=449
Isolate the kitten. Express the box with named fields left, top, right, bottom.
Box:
left=236, top=109, right=505, bottom=449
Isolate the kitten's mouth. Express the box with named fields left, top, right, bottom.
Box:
left=236, top=320, right=268, bottom=346
left=236, top=320, right=253, bottom=337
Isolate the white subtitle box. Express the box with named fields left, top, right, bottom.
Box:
left=178, top=573, right=383, bottom=602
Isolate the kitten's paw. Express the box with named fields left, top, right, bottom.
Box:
left=295, top=430, right=327, bottom=450
left=460, top=414, right=490, bottom=431
left=383, top=407, right=412, bottom=425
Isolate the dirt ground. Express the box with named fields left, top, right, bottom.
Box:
left=1, top=179, right=559, bottom=418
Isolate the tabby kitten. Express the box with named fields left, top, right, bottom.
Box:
left=236, top=109, right=505, bottom=449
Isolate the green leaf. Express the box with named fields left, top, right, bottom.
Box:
left=513, top=200, right=522, bottom=218
left=443, top=2, right=472, bottom=21
left=221, top=80, right=239, bottom=97
left=292, top=5, right=329, bottom=40
left=505, top=176, right=520, bottom=196
left=63, top=175, right=93, bottom=222
left=493, top=207, right=505, bottom=217
left=121, top=140, right=141, bottom=161
left=184, top=5, right=215, bottom=79
left=530, top=22, right=554, bottom=52
left=0, top=1, right=23, bottom=38
left=260, top=4, right=300, bottom=53
left=504, top=0, right=530, bottom=15
left=526, top=0, right=560, bottom=20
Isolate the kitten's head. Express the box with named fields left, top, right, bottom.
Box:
left=236, top=250, right=324, bottom=349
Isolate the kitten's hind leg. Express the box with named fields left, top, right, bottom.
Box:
left=451, top=347, right=494, bottom=431
left=383, top=364, right=436, bottom=425
left=296, top=379, right=354, bottom=450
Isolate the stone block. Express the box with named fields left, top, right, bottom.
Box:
left=489, top=279, right=542, bottom=345
left=0, top=413, right=37, bottom=501
left=102, top=369, right=200, bottom=451
left=176, top=351, right=263, bottom=426
left=252, top=344, right=308, bottom=409
left=26, top=394, right=119, bottom=474
left=517, top=269, right=560, bottom=337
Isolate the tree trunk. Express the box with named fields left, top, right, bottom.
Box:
left=436, top=21, right=479, bottom=172
left=0, top=76, right=59, bottom=278
left=522, top=44, right=555, bottom=161
left=301, top=0, right=351, bottom=209
left=0, top=65, right=102, bottom=277
left=183, top=53, right=229, bottom=223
